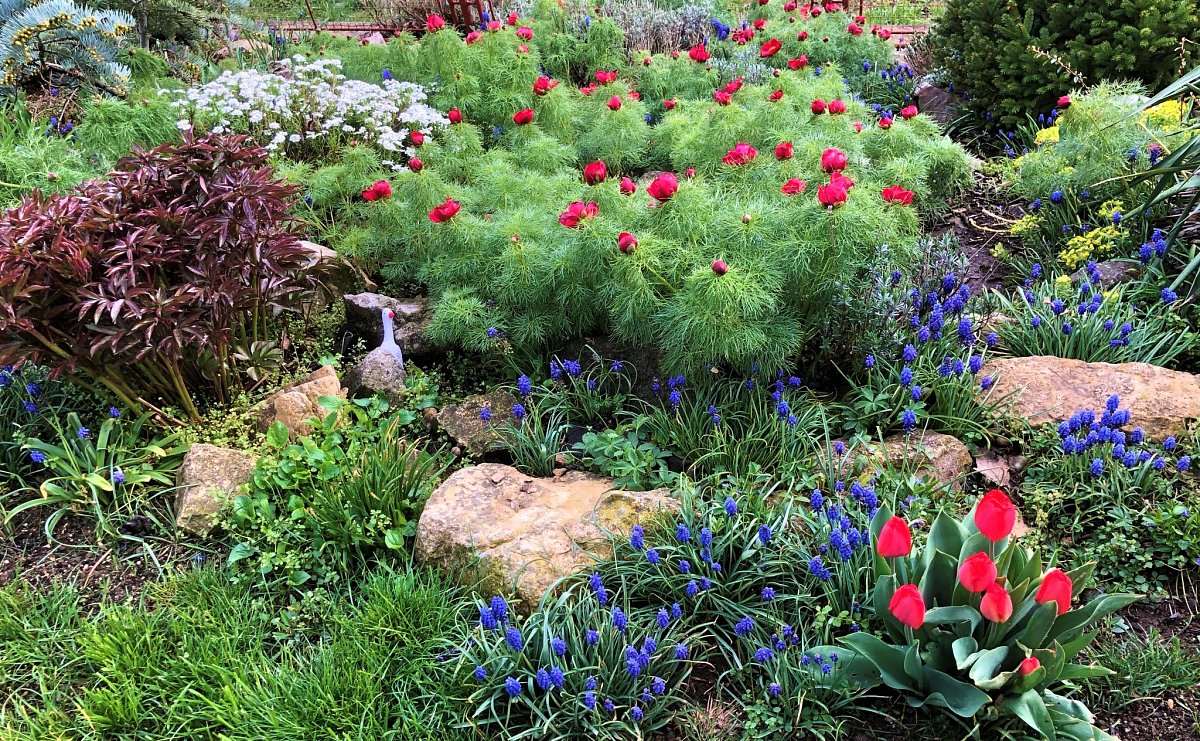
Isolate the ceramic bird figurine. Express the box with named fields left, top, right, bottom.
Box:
left=380, top=308, right=406, bottom=364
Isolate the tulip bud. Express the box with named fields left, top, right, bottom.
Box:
left=1019, top=657, right=1040, bottom=676
left=888, top=584, right=925, bottom=629
left=1034, top=568, right=1074, bottom=615
left=980, top=582, right=1013, bottom=623
left=711, top=259, right=729, bottom=275
left=877, top=517, right=913, bottom=557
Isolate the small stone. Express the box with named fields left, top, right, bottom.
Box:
left=437, top=391, right=519, bottom=456
left=174, top=444, right=256, bottom=536
left=1071, top=260, right=1143, bottom=287
left=343, top=347, right=407, bottom=403
left=254, top=365, right=344, bottom=437
left=974, top=452, right=1010, bottom=488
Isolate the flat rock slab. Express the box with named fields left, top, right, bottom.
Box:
left=415, top=463, right=677, bottom=608
left=983, top=356, right=1200, bottom=440
left=175, top=444, right=256, bottom=536
left=880, top=431, right=973, bottom=490
left=437, top=391, right=519, bottom=456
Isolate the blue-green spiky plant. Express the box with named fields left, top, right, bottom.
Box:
left=0, top=0, right=136, bottom=96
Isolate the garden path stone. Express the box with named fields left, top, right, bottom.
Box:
left=343, top=293, right=433, bottom=355
left=436, top=391, right=519, bottom=456
left=174, top=444, right=256, bottom=536
left=415, top=463, right=677, bottom=609
left=982, top=356, right=1200, bottom=439
left=254, top=365, right=344, bottom=436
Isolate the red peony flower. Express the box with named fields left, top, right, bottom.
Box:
left=465, top=30, right=482, bottom=44
left=781, top=177, right=806, bottom=195
left=533, top=76, right=559, bottom=95
left=767, top=89, right=784, bottom=102
left=689, top=44, right=711, bottom=62
left=513, top=108, right=534, bottom=125
left=485, top=20, right=501, bottom=31
left=811, top=99, right=826, bottom=114
left=848, top=22, right=863, bottom=35
left=408, top=157, right=423, bottom=172
left=507, top=11, right=518, bottom=24
left=558, top=200, right=599, bottom=228
left=595, top=69, right=618, bottom=84
left=775, top=141, right=793, bottom=160
left=957, top=552, right=997, bottom=593
left=425, top=13, right=445, bottom=31
left=817, top=181, right=848, bottom=208
left=828, top=98, right=846, bottom=114
left=617, top=231, right=638, bottom=253
left=811, top=6, right=821, bottom=16
left=788, top=55, right=808, bottom=69
left=784, top=0, right=796, bottom=8
left=663, top=99, right=677, bottom=110
left=829, top=171, right=855, bottom=189
left=753, top=18, right=766, bottom=29
left=685, top=167, right=695, bottom=178
left=713, top=90, right=732, bottom=105
left=1019, top=657, right=1041, bottom=676
left=878, top=116, right=893, bottom=129
left=820, top=147, right=847, bottom=172
left=722, top=142, right=758, bottom=166
left=722, top=77, right=744, bottom=95
left=975, top=489, right=1017, bottom=541
left=583, top=161, right=608, bottom=185
left=515, top=25, right=533, bottom=40
left=410, top=130, right=424, bottom=146
left=607, top=96, right=622, bottom=111
left=852, top=120, right=863, bottom=132
left=855, top=14, right=865, bottom=23
left=448, top=108, right=463, bottom=124
left=878, top=27, right=891, bottom=39
left=900, top=104, right=918, bottom=120
left=882, top=185, right=914, bottom=205
left=1058, top=95, right=1071, bottom=109
left=711, top=259, right=729, bottom=275
left=797, top=30, right=808, bottom=40
left=429, top=197, right=460, bottom=222
left=877, top=516, right=913, bottom=557
left=980, top=583, right=1013, bottom=623
left=647, top=172, right=678, bottom=201
left=1035, top=568, right=1073, bottom=615
left=517, top=43, right=529, bottom=52
left=643, top=56, right=652, bottom=66
left=362, top=179, right=392, bottom=201
left=888, top=584, right=925, bottom=629
left=760, top=38, right=782, bottom=57
left=620, top=177, right=637, bottom=195
left=580, top=83, right=596, bottom=96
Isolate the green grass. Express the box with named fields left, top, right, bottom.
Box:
left=0, top=566, right=472, bottom=740
left=1080, top=626, right=1200, bottom=710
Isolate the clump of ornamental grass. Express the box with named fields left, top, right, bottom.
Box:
left=993, top=260, right=1195, bottom=366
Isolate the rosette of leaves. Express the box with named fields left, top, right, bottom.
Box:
left=0, top=0, right=136, bottom=96
left=841, top=502, right=1138, bottom=740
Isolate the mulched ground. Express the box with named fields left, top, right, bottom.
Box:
left=934, top=171, right=1014, bottom=294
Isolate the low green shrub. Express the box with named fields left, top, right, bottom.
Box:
left=571, top=425, right=677, bottom=491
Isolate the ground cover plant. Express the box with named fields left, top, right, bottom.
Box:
left=1, top=3, right=1200, bottom=741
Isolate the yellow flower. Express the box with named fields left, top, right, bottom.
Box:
left=1009, top=214, right=1040, bottom=238
left=1035, top=125, right=1060, bottom=145
left=1058, top=224, right=1123, bottom=269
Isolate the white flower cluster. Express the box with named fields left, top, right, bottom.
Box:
left=170, top=55, right=447, bottom=167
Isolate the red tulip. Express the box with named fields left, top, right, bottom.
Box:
left=425, top=13, right=445, bottom=31
left=829, top=171, right=855, bottom=190
left=957, top=552, right=997, bottom=593
left=811, top=99, right=826, bottom=115
left=882, top=185, right=914, bottom=205
left=410, top=130, right=424, bottom=146
left=513, top=108, right=534, bottom=125
left=889, top=584, right=925, bottom=629
left=558, top=200, right=599, bottom=228
left=820, top=147, right=847, bottom=172
left=1058, top=95, right=1071, bottom=109
left=1035, top=568, right=1073, bottom=615
left=515, top=25, right=533, bottom=40
left=788, top=55, right=808, bottom=69
left=975, top=489, right=1016, bottom=542
left=428, top=197, right=460, bottom=223
left=722, top=142, right=758, bottom=166
left=1019, top=657, right=1040, bottom=675
left=817, top=182, right=848, bottom=208
left=448, top=108, right=463, bottom=124
left=663, top=99, right=677, bottom=110
left=828, top=99, right=846, bottom=115
left=583, top=161, right=607, bottom=185
left=465, top=30, right=481, bottom=44
left=797, top=30, right=809, bottom=40
left=713, top=90, right=732, bottom=105
left=533, top=76, right=558, bottom=96
left=876, top=516, right=912, bottom=558
left=878, top=116, right=893, bottom=129
left=775, top=141, right=793, bottom=160
left=595, top=69, right=618, bottom=84
left=711, top=259, right=729, bottom=275
left=900, top=104, right=918, bottom=120
left=760, top=38, right=782, bottom=57
left=619, top=177, right=637, bottom=195
left=617, top=231, right=638, bottom=253
left=689, top=44, right=710, bottom=62
left=408, top=157, right=423, bottom=172
left=781, top=178, right=806, bottom=195
left=607, top=96, right=622, bottom=111
left=767, top=89, right=784, bottom=102
left=980, top=582, right=1013, bottom=623
left=362, top=179, right=392, bottom=201
left=848, top=22, right=863, bottom=35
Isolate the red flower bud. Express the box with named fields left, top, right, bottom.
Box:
left=900, top=104, right=918, bottom=120
left=448, top=108, right=463, bottom=124
left=507, top=11, right=518, bottom=24
left=595, top=69, right=618, bottom=84
left=648, top=172, right=678, bottom=201
left=617, top=231, right=638, bottom=253
left=975, top=489, right=1016, bottom=542
left=513, top=108, right=534, bottom=125
left=775, top=141, right=793, bottom=160
left=753, top=18, right=766, bottom=29
left=486, top=20, right=501, bottom=31
left=643, top=56, right=652, bottom=66
left=820, top=147, right=847, bottom=172
left=607, top=96, right=622, bottom=111
left=848, top=22, right=863, bottom=35
left=781, top=177, right=806, bottom=195
left=711, top=259, right=729, bottom=275
left=362, top=179, right=392, bottom=201
left=957, top=552, right=997, bottom=593
left=685, top=167, right=695, bottom=178
left=882, top=185, right=914, bottom=205
left=620, top=177, right=637, bottom=195
left=583, top=160, right=608, bottom=185
left=1035, top=568, right=1073, bottom=615
left=465, top=30, right=482, bottom=44
left=410, top=130, right=424, bottom=146
left=713, top=90, right=732, bottom=105
left=515, top=25, right=533, bottom=40
left=1058, top=95, right=1071, bottom=109
left=852, top=121, right=863, bottom=132
left=797, top=30, right=808, bottom=40
left=408, top=157, right=423, bottom=172
left=784, top=0, right=796, bottom=9
left=1019, top=657, right=1040, bottom=676
left=876, top=516, right=912, bottom=558
left=811, top=99, right=826, bottom=114
left=828, top=98, right=846, bottom=115
left=878, top=116, right=893, bottom=129
left=663, top=98, right=677, bottom=110
left=980, top=582, right=1013, bottom=623
left=888, top=584, right=925, bottom=629
left=533, top=76, right=559, bottom=95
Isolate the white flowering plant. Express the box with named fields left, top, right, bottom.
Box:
left=170, top=55, right=447, bottom=167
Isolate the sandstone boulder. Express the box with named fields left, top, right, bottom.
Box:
left=343, top=346, right=408, bottom=403
left=415, top=463, right=678, bottom=607
left=174, top=444, right=256, bottom=536
left=255, top=365, right=344, bottom=436
left=982, top=356, right=1200, bottom=439
left=437, top=391, right=519, bottom=456
left=879, top=431, right=973, bottom=489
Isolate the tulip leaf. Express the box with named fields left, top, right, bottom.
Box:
left=1057, top=663, right=1115, bottom=681
left=1005, top=689, right=1057, bottom=740
left=922, top=665, right=992, bottom=717
left=925, top=606, right=981, bottom=631
left=958, top=531, right=993, bottom=564
left=967, top=645, right=1009, bottom=683
left=927, top=512, right=964, bottom=562
left=1064, top=562, right=1098, bottom=599
left=1020, top=601, right=1059, bottom=649
left=1049, top=593, right=1141, bottom=643
left=952, top=637, right=980, bottom=669
left=920, top=550, right=959, bottom=609
left=840, top=632, right=918, bottom=692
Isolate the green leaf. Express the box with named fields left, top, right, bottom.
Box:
left=967, top=645, right=1009, bottom=683
left=227, top=541, right=254, bottom=566
left=267, top=421, right=290, bottom=448
left=927, top=512, right=965, bottom=560
left=925, top=606, right=981, bottom=631
left=384, top=528, right=407, bottom=550
left=923, top=665, right=992, bottom=717
left=840, top=632, right=918, bottom=692
left=1004, top=689, right=1056, bottom=740
left=952, top=637, right=980, bottom=670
